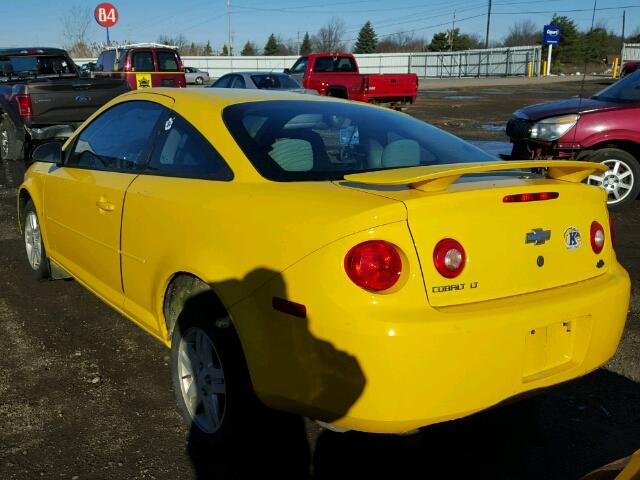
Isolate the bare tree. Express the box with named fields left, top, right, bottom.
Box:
left=376, top=32, right=427, bottom=53
left=312, top=17, right=346, bottom=52
left=503, top=20, right=539, bottom=47
left=157, top=34, right=190, bottom=53
left=61, top=5, right=95, bottom=57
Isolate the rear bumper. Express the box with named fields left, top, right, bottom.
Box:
left=234, top=259, right=630, bottom=434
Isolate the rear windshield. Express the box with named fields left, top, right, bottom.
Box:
left=157, top=51, right=180, bottom=72
left=592, top=70, right=640, bottom=102
left=251, top=74, right=300, bottom=90
left=223, top=100, right=497, bottom=181
left=0, top=54, right=76, bottom=78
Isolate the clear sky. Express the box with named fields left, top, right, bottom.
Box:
left=0, top=0, right=638, bottom=53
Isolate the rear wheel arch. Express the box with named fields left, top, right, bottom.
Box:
left=326, top=86, right=349, bottom=99
left=162, top=273, right=231, bottom=341
left=18, top=188, right=33, bottom=231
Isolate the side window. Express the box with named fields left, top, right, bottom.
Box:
left=290, top=57, right=308, bottom=74
left=336, top=57, right=357, bottom=72
left=132, top=51, right=154, bottom=72
left=96, top=53, right=104, bottom=71
left=157, top=51, right=179, bottom=72
left=314, top=57, right=334, bottom=72
left=230, top=75, right=246, bottom=88
left=146, top=113, right=233, bottom=180
left=67, top=101, right=165, bottom=172
left=212, top=75, right=231, bottom=88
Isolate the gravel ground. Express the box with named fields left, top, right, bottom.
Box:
left=0, top=79, right=638, bottom=480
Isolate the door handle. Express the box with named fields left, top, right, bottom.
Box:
left=96, top=198, right=115, bottom=212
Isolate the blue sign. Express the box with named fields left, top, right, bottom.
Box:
left=543, top=25, right=561, bottom=45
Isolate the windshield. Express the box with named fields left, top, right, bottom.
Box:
left=251, top=74, right=300, bottom=90
left=223, top=100, right=497, bottom=181
left=592, top=70, right=640, bottom=102
left=0, top=54, right=76, bottom=79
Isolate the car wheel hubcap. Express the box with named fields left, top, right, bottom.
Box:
left=24, top=211, right=42, bottom=270
left=587, top=159, right=635, bottom=204
left=178, top=327, right=226, bottom=434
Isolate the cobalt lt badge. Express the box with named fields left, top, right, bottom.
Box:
left=564, top=226, right=582, bottom=250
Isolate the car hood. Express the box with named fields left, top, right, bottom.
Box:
left=515, top=97, right=622, bottom=121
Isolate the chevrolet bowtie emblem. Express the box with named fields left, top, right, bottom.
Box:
left=525, top=228, right=551, bottom=245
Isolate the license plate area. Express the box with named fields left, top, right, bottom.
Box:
left=523, top=319, right=576, bottom=382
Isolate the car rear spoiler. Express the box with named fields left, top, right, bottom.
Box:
left=343, top=160, right=608, bottom=192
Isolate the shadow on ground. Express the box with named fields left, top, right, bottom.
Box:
left=185, top=369, right=640, bottom=479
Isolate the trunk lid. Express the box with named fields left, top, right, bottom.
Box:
left=343, top=161, right=612, bottom=307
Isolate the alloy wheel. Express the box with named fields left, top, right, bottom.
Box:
left=24, top=211, right=42, bottom=270
left=587, top=159, right=635, bottom=205
left=177, top=327, right=226, bottom=434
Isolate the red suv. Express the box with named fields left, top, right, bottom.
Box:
left=507, top=73, right=640, bottom=209
left=94, top=43, right=186, bottom=90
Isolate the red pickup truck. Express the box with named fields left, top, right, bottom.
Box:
left=285, top=53, right=418, bottom=107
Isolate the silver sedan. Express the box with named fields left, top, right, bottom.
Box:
left=184, top=67, right=210, bottom=85
left=208, top=71, right=317, bottom=95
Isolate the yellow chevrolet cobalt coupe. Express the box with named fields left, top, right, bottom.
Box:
left=19, top=88, right=630, bottom=441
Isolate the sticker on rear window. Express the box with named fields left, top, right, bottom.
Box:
left=339, top=126, right=359, bottom=145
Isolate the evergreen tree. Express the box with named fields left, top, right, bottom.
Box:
left=202, top=40, right=213, bottom=56
left=353, top=21, right=378, bottom=53
left=241, top=41, right=257, bottom=56
left=264, top=34, right=279, bottom=56
left=222, top=44, right=229, bottom=56
left=300, top=32, right=312, bottom=55
left=548, top=15, right=580, bottom=64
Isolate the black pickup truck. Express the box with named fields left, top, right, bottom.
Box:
left=0, top=47, right=129, bottom=161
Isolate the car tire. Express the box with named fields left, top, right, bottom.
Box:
left=170, top=294, right=260, bottom=447
left=0, top=116, right=23, bottom=161
left=22, top=200, right=50, bottom=280
left=585, top=148, right=640, bottom=209
left=195, top=76, right=204, bottom=85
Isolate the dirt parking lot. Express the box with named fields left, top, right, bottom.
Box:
left=0, top=78, right=638, bottom=480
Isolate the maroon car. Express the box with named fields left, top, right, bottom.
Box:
left=621, top=61, right=640, bottom=77
left=507, top=72, right=640, bottom=208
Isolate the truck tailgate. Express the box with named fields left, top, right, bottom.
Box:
left=27, top=78, right=129, bottom=124
left=366, top=74, right=418, bottom=100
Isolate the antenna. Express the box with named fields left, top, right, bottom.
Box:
left=572, top=0, right=598, bottom=154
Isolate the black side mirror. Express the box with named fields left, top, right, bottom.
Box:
left=32, top=142, right=63, bottom=166
left=283, top=68, right=291, bottom=74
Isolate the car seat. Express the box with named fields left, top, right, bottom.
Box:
left=268, top=138, right=313, bottom=171
left=381, top=139, right=421, bottom=168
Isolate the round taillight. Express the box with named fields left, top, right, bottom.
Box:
left=344, top=241, right=402, bottom=292
left=590, top=221, right=605, bottom=254
left=433, top=238, right=466, bottom=278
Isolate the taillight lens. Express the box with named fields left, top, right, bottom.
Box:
left=590, top=221, right=605, bottom=254
left=503, top=192, right=559, bottom=202
left=433, top=238, right=466, bottom=278
left=609, top=216, right=616, bottom=249
left=344, top=240, right=402, bottom=292
left=16, top=94, right=32, bottom=118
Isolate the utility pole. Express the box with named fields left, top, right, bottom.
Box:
left=621, top=10, right=626, bottom=46
left=485, top=0, right=492, bottom=49
left=297, top=31, right=300, bottom=55
left=449, top=10, right=456, bottom=52
left=226, top=0, right=232, bottom=56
